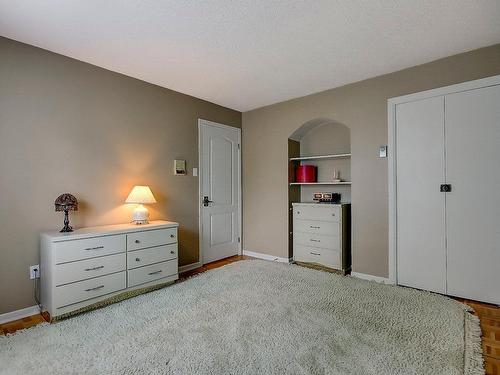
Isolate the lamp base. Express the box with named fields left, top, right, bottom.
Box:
left=60, top=210, right=74, bottom=232
left=131, top=204, right=149, bottom=225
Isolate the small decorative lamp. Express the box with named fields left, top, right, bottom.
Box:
left=54, top=193, right=78, bottom=232
left=125, top=185, right=157, bottom=224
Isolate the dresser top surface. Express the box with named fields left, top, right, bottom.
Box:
left=41, top=220, right=178, bottom=242
left=292, top=202, right=350, bottom=207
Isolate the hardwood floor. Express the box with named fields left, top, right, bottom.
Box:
left=1, top=255, right=499, bottom=374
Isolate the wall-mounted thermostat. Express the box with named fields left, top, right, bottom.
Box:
left=174, top=159, right=186, bottom=175
left=379, top=145, right=388, bottom=158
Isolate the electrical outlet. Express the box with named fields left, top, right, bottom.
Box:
left=29, top=265, right=40, bottom=279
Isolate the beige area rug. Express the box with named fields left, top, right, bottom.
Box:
left=0, top=259, right=483, bottom=374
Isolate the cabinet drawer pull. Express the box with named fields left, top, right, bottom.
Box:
left=84, top=246, right=104, bottom=251
left=309, top=226, right=321, bottom=229
left=84, top=265, right=104, bottom=271
left=134, top=240, right=140, bottom=244
left=135, top=257, right=141, bottom=262
left=85, top=285, right=104, bottom=292
left=310, top=239, right=321, bottom=242
left=170, top=234, right=175, bottom=238
left=148, top=270, right=162, bottom=275
left=310, top=252, right=321, bottom=256
left=170, top=250, right=175, bottom=254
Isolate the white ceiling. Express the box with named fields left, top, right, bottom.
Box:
left=1, top=1, right=499, bottom=111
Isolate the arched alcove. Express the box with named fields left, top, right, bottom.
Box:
left=287, top=118, right=351, bottom=258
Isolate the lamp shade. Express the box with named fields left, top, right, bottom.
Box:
left=54, top=193, right=78, bottom=212
left=125, top=186, right=157, bottom=204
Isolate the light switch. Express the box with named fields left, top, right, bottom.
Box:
left=379, top=145, right=388, bottom=158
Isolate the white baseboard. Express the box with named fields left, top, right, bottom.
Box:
left=0, top=305, right=40, bottom=325
left=350, top=272, right=393, bottom=284
left=178, top=262, right=202, bottom=273
left=243, top=250, right=291, bottom=263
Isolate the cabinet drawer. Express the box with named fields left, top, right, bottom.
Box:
left=127, top=228, right=177, bottom=251
left=294, top=245, right=341, bottom=269
left=294, top=219, right=340, bottom=236
left=127, top=260, right=178, bottom=287
left=294, top=232, right=340, bottom=250
left=54, top=235, right=126, bottom=264
left=54, top=253, right=126, bottom=286
left=54, top=271, right=126, bottom=308
left=293, top=205, right=340, bottom=222
left=128, top=244, right=178, bottom=269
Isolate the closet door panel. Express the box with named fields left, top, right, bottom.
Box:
left=396, top=97, right=446, bottom=293
left=445, top=84, right=500, bottom=304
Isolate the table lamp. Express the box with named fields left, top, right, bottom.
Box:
left=55, top=193, right=78, bottom=232
left=125, top=185, right=157, bottom=224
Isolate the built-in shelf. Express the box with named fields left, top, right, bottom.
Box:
left=290, top=181, right=351, bottom=186
left=289, top=153, right=351, bottom=161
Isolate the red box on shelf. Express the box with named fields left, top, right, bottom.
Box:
left=296, top=165, right=317, bottom=183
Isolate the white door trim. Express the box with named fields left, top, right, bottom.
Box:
left=387, top=74, right=500, bottom=285
left=198, top=119, right=242, bottom=266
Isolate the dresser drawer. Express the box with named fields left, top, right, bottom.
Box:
left=294, top=219, right=340, bottom=236
left=294, top=232, right=340, bottom=250
left=54, top=253, right=126, bottom=286
left=127, top=260, right=178, bottom=287
left=293, top=205, right=340, bottom=222
left=128, top=244, right=177, bottom=269
left=54, top=235, right=126, bottom=264
left=127, top=228, right=177, bottom=251
left=54, top=271, right=126, bottom=308
left=294, top=245, right=341, bottom=269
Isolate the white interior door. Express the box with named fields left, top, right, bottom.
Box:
left=396, top=96, right=447, bottom=294
left=445, top=84, right=500, bottom=304
left=199, top=119, right=241, bottom=264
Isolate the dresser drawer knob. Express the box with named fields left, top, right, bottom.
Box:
left=170, top=250, right=175, bottom=254
left=84, top=246, right=104, bottom=251
left=84, top=265, right=104, bottom=271
left=135, top=240, right=140, bottom=244
left=85, top=285, right=104, bottom=292
left=170, top=234, right=175, bottom=238
left=135, top=257, right=141, bottom=262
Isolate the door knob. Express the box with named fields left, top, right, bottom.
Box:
left=203, top=196, right=213, bottom=207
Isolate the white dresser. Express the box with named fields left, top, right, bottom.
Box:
left=41, top=220, right=178, bottom=319
left=292, top=203, right=351, bottom=274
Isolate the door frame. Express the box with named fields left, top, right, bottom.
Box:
left=387, top=74, right=500, bottom=286
left=198, top=118, right=242, bottom=266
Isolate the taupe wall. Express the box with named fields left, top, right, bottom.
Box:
left=0, top=37, right=241, bottom=314
left=243, top=44, right=500, bottom=277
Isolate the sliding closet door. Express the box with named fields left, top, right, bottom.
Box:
left=396, top=97, right=446, bottom=293
left=445, top=84, right=500, bottom=304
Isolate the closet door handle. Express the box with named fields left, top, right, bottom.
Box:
left=440, top=184, right=452, bottom=192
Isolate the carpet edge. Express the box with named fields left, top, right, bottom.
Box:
left=464, top=311, right=485, bottom=375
